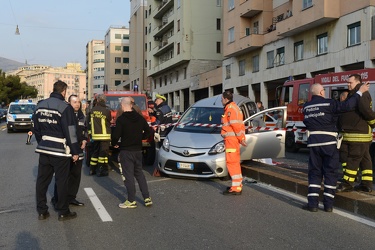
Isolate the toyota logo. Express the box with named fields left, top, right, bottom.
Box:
left=182, top=150, right=190, bottom=156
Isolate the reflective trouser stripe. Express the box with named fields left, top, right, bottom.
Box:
left=324, top=192, right=335, bottom=198
left=307, top=193, right=319, bottom=197
left=362, top=169, right=373, bottom=181
left=308, top=184, right=321, bottom=188
left=98, top=157, right=108, bottom=164
left=324, top=184, right=336, bottom=189
left=90, top=157, right=98, bottom=165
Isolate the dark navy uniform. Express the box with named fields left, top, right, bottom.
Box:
left=33, top=91, right=80, bottom=217
left=303, top=92, right=360, bottom=210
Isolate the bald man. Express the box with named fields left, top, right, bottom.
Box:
left=302, top=83, right=368, bottom=212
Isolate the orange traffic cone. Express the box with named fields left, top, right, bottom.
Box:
left=153, top=167, right=161, bottom=177
left=26, top=131, right=33, bottom=145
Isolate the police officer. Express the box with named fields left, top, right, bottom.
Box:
left=338, top=74, right=375, bottom=193
left=89, top=94, right=111, bottom=177
left=221, top=91, right=247, bottom=195
left=33, top=80, right=80, bottom=221
left=302, top=83, right=368, bottom=212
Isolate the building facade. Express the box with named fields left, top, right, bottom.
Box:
left=104, top=26, right=131, bottom=91
left=86, top=40, right=105, bottom=99
left=8, top=63, right=86, bottom=102
left=146, top=0, right=224, bottom=112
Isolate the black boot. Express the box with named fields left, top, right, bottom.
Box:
left=89, top=165, right=96, bottom=175
left=96, top=165, right=108, bottom=177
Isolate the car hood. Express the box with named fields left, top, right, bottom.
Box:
left=167, top=131, right=221, bottom=149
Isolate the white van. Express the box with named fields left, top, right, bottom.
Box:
left=6, top=100, right=37, bottom=133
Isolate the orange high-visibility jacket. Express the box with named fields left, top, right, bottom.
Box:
left=221, top=101, right=245, bottom=142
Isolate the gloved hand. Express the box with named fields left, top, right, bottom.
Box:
left=154, top=132, right=161, bottom=142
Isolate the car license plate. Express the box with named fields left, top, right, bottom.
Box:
left=19, top=123, right=27, bottom=125
left=177, top=162, right=194, bottom=170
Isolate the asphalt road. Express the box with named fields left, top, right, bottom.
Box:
left=1, top=127, right=375, bottom=249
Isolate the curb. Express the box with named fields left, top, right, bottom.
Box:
left=241, top=161, right=375, bottom=221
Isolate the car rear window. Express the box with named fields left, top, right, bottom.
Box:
left=174, top=107, right=222, bottom=134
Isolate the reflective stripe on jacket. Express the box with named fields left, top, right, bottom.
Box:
left=221, top=101, right=245, bottom=142
left=90, top=103, right=111, bottom=141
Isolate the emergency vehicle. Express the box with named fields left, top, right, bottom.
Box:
left=277, top=68, right=375, bottom=154
left=6, top=99, right=36, bottom=133
left=87, top=91, right=156, bottom=165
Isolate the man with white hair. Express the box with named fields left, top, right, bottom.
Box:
left=302, top=83, right=368, bottom=212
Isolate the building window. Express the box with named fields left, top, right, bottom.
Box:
left=217, top=0, right=222, bottom=7
left=228, top=27, right=235, bottom=43
left=253, top=21, right=259, bottom=34
left=115, top=46, right=121, bottom=51
left=115, top=57, right=121, bottom=63
left=177, top=43, right=180, bottom=54
left=217, top=18, right=221, bottom=30
left=245, top=28, right=250, bottom=36
left=252, top=55, right=259, bottom=72
left=276, top=47, right=285, bottom=66
left=115, top=69, right=121, bottom=74
left=149, top=60, right=151, bottom=70
left=184, top=67, right=187, bottom=79
left=176, top=71, right=179, bottom=82
left=294, top=41, right=304, bottom=61
left=145, top=27, right=148, bottom=35
left=267, top=50, right=274, bottom=68
left=123, top=58, right=129, bottom=63
left=115, top=34, right=121, bottom=39
left=239, top=60, right=245, bottom=76
left=123, top=35, right=129, bottom=40
left=177, top=0, right=181, bottom=8
left=170, top=73, right=173, bottom=84
left=228, top=0, right=234, bottom=11
left=216, top=42, right=221, bottom=53
left=149, top=42, right=151, bottom=51
left=317, top=33, right=328, bottom=55
left=225, top=65, right=231, bottom=79
left=159, top=77, right=162, bottom=88
left=123, top=46, right=129, bottom=52
left=123, top=69, right=129, bottom=75
left=115, top=80, right=121, bottom=86
left=348, top=22, right=361, bottom=46
left=164, top=75, right=167, bottom=86
left=145, top=43, right=147, bottom=51
left=145, top=10, right=148, bottom=18
left=303, top=0, right=313, bottom=9
left=145, top=60, right=147, bottom=68
left=177, top=20, right=180, bottom=32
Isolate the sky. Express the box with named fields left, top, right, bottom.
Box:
left=0, top=0, right=130, bottom=67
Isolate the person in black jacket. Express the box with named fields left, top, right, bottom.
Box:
left=112, top=97, right=152, bottom=208
left=51, top=95, right=87, bottom=207
left=338, top=74, right=375, bottom=193
left=33, top=80, right=80, bottom=221
left=302, top=83, right=368, bottom=212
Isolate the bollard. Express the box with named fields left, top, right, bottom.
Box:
left=26, top=131, right=33, bottom=145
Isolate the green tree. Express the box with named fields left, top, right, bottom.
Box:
left=0, top=69, right=38, bottom=105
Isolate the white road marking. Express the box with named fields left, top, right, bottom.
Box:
left=84, top=187, right=112, bottom=222
left=147, top=178, right=172, bottom=184
left=253, top=182, right=375, bottom=228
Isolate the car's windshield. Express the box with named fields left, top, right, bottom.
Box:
left=9, top=104, right=36, bottom=114
left=174, top=107, right=223, bottom=133
left=105, top=95, right=147, bottom=110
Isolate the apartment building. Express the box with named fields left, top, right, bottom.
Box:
left=8, top=63, right=86, bottom=102
left=104, top=26, right=131, bottom=91
left=222, top=0, right=375, bottom=108
left=86, top=40, right=105, bottom=99
left=128, top=0, right=150, bottom=95
left=146, top=0, right=224, bottom=111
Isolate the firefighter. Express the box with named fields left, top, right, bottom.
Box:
left=221, top=91, right=247, bottom=195
left=338, top=74, right=375, bottom=193
left=302, top=83, right=368, bottom=212
left=149, top=94, right=172, bottom=145
left=89, top=94, right=111, bottom=177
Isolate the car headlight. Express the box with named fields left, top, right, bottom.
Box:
left=7, top=114, right=14, bottom=122
left=162, top=137, right=170, bottom=152
left=208, top=141, right=225, bottom=155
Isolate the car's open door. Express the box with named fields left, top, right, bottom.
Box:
left=240, top=106, right=287, bottom=160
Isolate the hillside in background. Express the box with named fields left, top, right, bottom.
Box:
left=0, top=57, right=26, bottom=72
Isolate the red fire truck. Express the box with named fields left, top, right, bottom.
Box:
left=277, top=68, right=375, bottom=155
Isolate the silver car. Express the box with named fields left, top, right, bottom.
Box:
left=158, top=94, right=287, bottom=178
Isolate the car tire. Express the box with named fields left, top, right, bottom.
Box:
left=285, top=131, right=300, bottom=153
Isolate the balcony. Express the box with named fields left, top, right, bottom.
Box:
left=154, top=0, right=174, bottom=19
left=154, top=19, right=174, bottom=38
left=154, top=40, right=173, bottom=57
left=277, top=0, right=340, bottom=37
left=239, top=0, right=272, bottom=18
left=224, top=33, right=264, bottom=58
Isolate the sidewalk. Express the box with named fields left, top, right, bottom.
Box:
left=241, top=160, right=375, bottom=220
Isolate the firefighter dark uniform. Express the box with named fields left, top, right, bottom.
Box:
left=338, top=84, right=375, bottom=192
left=89, top=96, right=111, bottom=177
left=221, top=100, right=246, bottom=195
left=153, top=94, right=173, bottom=143
left=303, top=87, right=362, bottom=211
left=33, top=89, right=80, bottom=219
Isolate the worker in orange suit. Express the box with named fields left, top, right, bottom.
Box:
left=221, top=91, right=247, bottom=195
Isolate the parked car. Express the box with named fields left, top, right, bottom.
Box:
left=157, top=94, right=286, bottom=178
left=0, top=108, right=7, bottom=122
